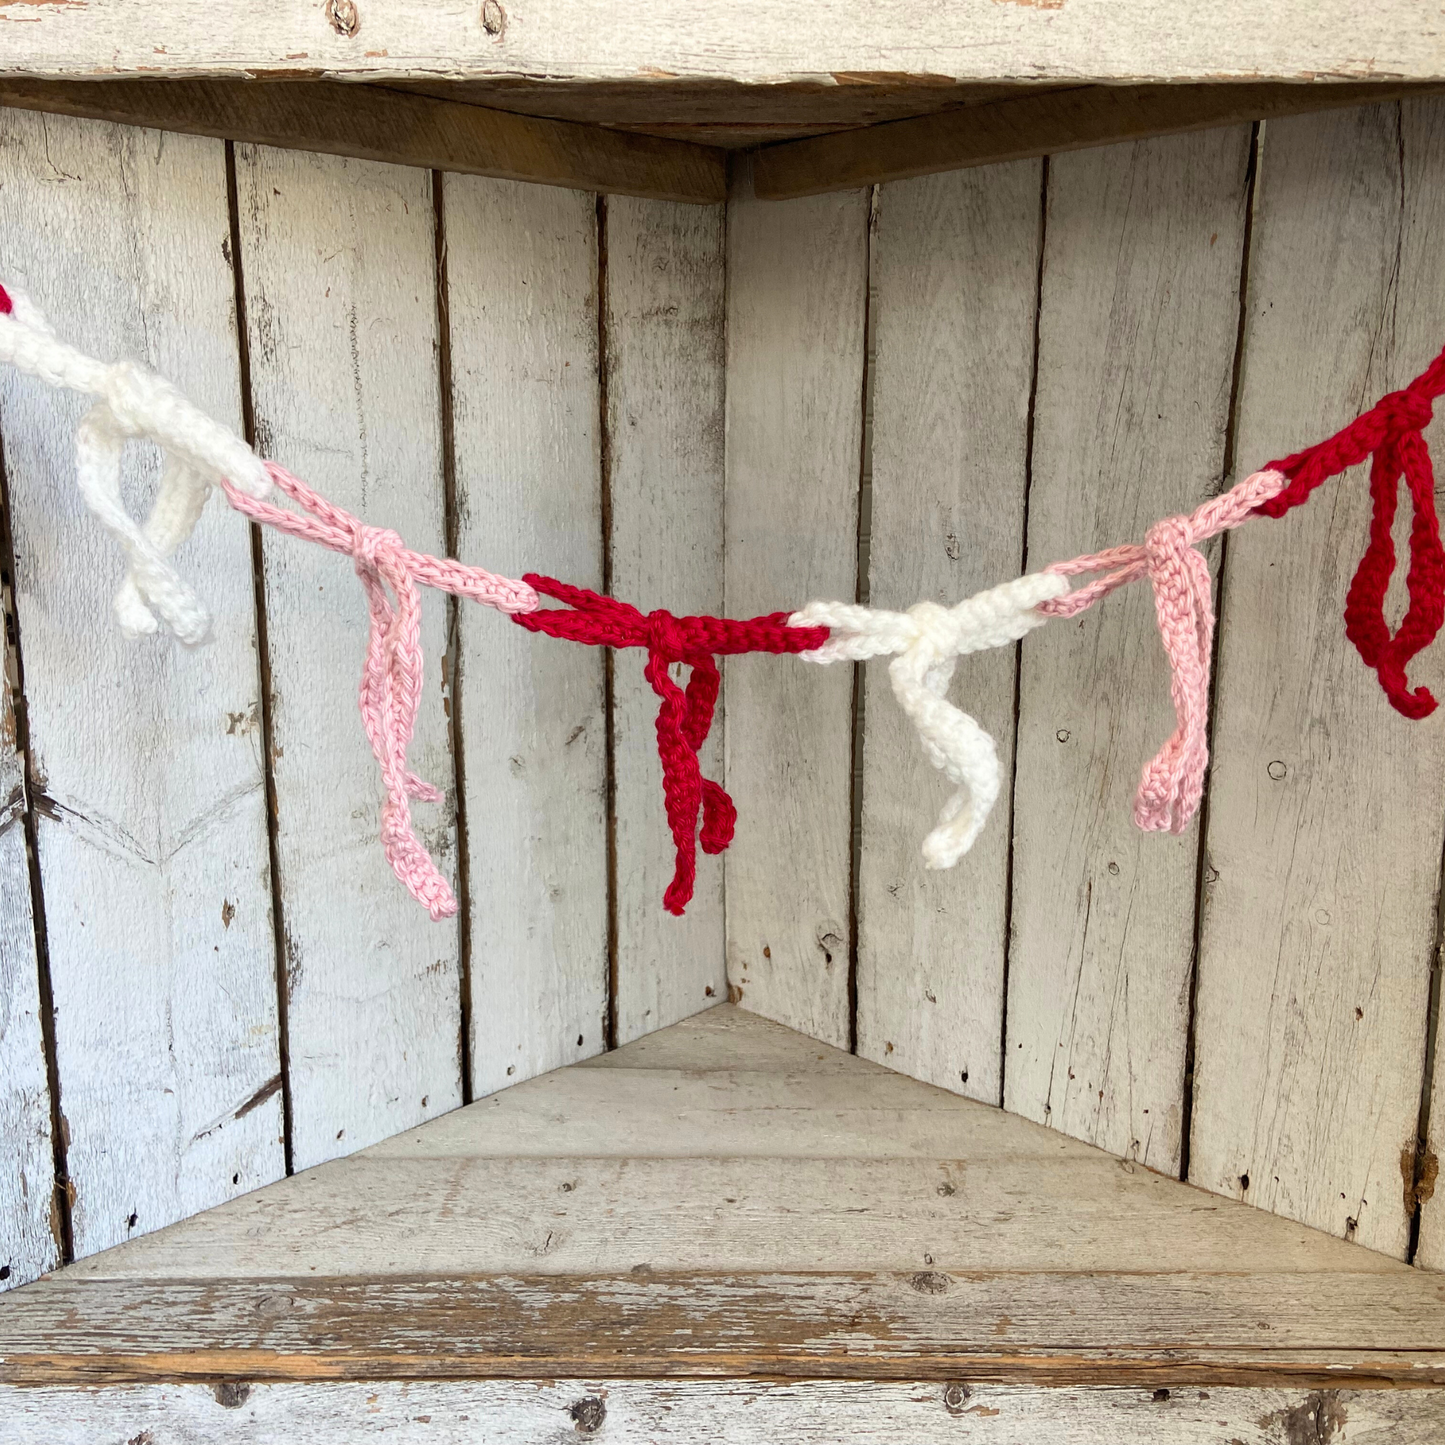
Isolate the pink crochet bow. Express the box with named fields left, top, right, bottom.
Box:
left=1038, top=468, right=1288, bottom=834
left=223, top=462, right=538, bottom=920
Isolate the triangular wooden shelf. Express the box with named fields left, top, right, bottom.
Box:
left=2, top=1004, right=1443, bottom=1398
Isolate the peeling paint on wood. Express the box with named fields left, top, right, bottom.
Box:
left=4, top=1379, right=1445, bottom=1444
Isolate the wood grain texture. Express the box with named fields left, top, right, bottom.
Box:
left=234, top=146, right=461, bottom=1169
left=443, top=175, right=609, bottom=1095
left=723, top=165, right=867, bottom=1047
left=2, top=2, right=1443, bottom=84
left=4, top=1271, right=1440, bottom=1387
left=1194, top=101, right=1445, bottom=1260
left=753, top=82, right=1444, bottom=199
left=0, top=110, right=283, bottom=1259
left=40, top=1006, right=1404, bottom=1284
left=0, top=79, right=725, bottom=204
left=402, top=76, right=1048, bottom=150
left=0, top=667, right=53, bottom=1293
left=5, top=1383, right=1444, bottom=1445
left=1004, top=128, right=1252, bottom=1173
left=2, top=1008, right=1436, bottom=1389
left=604, top=196, right=727, bottom=1042
left=855, top=162, right=1042, bottom=1105
left=53, top=1148, right=1399, bottom=1282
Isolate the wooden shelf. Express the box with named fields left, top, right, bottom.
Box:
left=1, top=75, right=1441, bottom=204
left=3, top=1004, right=1444, bottom=1436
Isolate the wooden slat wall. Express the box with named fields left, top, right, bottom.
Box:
left=0, top=633, right=54, bottom=1289
left=1005, top=128, right=1252, bottom=1171
left=723, top=98, right=1445, bottom=1259
left=0, top=111, right=284, bottom=1272
left=5, top=98, right=1445, bottom=1290
left=444, top=175, right=609, bottom=1090
left=0, top=120, right=726, bottom=1290
left=605, top=196, right=728, bottom=1042
left=235, top=147, right=463, bottom=1170
left=855, top=161, right=1041, bottom=1103
left=1193, top=101, right=1445, bottom=1259
left=722, top=163, right=868, bottom=1049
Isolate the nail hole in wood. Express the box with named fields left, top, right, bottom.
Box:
left=570, top=1396, right=606, bottom=1433
left=942, top=1384, right=971, bottom=1414
left=325, top=0, right=360, bottom=37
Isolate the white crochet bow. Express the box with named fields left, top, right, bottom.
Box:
left=791, top=571, right=1069, bottom=866
left=0, top=285, right=270, bottom=644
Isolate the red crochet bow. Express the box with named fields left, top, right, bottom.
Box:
left=515, top=575, right=828, bottom=915
left=1257, top=344, right=1445, bottom=718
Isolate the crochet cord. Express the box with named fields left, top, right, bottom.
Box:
left=223, top=463, right=538, bottom=921
left=515, top=575, right=828, bottom=915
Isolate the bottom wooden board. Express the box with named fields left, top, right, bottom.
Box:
left=1, top=1379, right=1442, bottom=1444
left=3, top=1272, right=1443, bottom=1388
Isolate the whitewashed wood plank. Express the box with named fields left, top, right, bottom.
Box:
left=8, top=1273, right=1436, bottom=1388
left=363, top=1066, right=1114, bottom=1161
left=5, top=1379, right=1444, bottom=1445
left=1005, top=128, right=1253, bottom=1172
left=723, top=164, right=868, bottom=1047
left=0, top=111, right=283, bottom=1257
left=1194, top=100, right=1445, bottom=1260
left=604, top=196, right=727, bottom=1042
left=0, top=656, right=54, bottom=1293
left=234, top=146, right=461, bottom=1168
left=4, top=2, right=1443, bottom=85
left=443, top=175, right=609, bottom=1094
left=856, top=162, right=1042, bottom=1105
left=584, top=997, right=889, bottom=1073
left=67, top=1142, right=1414, bottom=1273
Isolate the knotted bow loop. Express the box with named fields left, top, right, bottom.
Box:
left=790, top=573, right=1071, bottom=868
left=1256, top=345, right=1445, bottom=716
left=224, top=463, right=540, bottom=922
left=0, top=279, right=274, bottom=644
left=1040, top=469, right=1289, bottom=836
left=516, top=575, right=827, bottom=915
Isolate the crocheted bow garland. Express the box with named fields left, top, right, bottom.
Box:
left=514, top=575, right=828, bottom=915
left=796, top=341, right=1445, bottom=872
left=4, top=272, right=1445, bottom=922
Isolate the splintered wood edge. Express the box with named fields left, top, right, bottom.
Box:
left=0, top=78, right=726, bottom=205
left=753, top=82, right=1445, bottom=199
left=2, top=1272, right=1444, bottom=1386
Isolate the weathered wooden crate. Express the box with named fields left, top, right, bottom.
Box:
left=2, top=6, right=1445, bottom=1440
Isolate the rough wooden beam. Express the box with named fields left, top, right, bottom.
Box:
left=0, top=79, right=725, bottom=205
left=1, top=1, right=1443, bottom=87
left=753, top=82, right=1444, bottom=200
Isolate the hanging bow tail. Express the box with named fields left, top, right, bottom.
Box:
left=1255, top=345, right=1445, bottom=718
left=515, top=575, right=827, bottom=916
